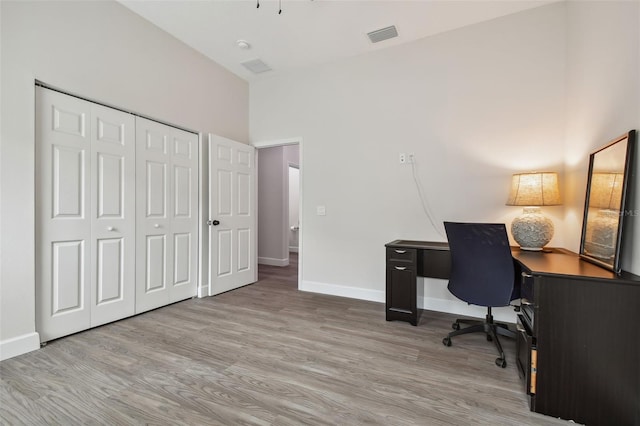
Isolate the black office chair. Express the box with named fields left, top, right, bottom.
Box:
left=441, top=222, right=519, bottom=368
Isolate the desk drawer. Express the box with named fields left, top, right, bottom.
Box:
left=520, top=271, right=535, bottom=303
left=520, top=271, right=535, bottom=332
left=386, top=247, right=417, bottom=263
left=516, top=315, right=535, bottom=396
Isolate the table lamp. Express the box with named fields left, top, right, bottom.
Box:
left=506, top=172, right=561, bottom=251
left=583, top=172, right=623, bottom=259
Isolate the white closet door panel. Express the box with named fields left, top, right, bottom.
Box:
left=173, top=233, right=191, bottom=284
left=145, top=234, right=167, bottom=291
left=208, top=134, right=256, bottom=296
left=136, top=119, right=197, bottom=310
left=174, top=165, right=191, bottom=217
left=53, top=146, right=85, bottom=217
left=52, top=241, right=85, bottom=314
left=90, top=104, right=135, bottom=326
left=169, top=129, right=198, bottom=302
left=146, top=161, right=167, bottom=217
left=96, top=154, right=123, bottom=216
left=36, top=87, right=92, bottom=341
left=136, top=117, right=172, bottom=313
left=96, top=238, right=124, bottom=302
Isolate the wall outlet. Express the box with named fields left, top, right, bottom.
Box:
left=399, top=153, right=406, bottom=164
left=316, top=205, right=326, bottom=216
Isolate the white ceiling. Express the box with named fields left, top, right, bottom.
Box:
left=118, top=0, right=556, bottom=82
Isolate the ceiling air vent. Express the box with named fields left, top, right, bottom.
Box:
left=367, top=25, right=398, bottom=44
left=241, top=58, right=272, bottom=74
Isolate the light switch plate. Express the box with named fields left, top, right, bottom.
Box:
left=316, top=205, right=326, bottom=216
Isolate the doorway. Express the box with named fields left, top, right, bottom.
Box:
left=254, top=139, right=302, bottom=288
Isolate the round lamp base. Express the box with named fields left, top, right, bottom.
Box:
left=511, top=207, right=554, bottom=251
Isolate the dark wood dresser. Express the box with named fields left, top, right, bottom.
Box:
left=513, top=248, right=640, bottom=426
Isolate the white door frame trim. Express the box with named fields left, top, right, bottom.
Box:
left=197, top=132, right=208, bottom=297
left=252, top=138, right=301, bottom=149
left=252, top=137, right=303, bottom=289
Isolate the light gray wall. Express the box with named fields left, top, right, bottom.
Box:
left=251, top=3, right=568, bottom=319
left=0, top=0, right=248, bottom=359
left=563, top=0, right=640, bottom=274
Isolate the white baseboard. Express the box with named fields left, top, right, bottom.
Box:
left=420, top=297, right=517, bottom=323
left=300, top=280, right=385, bottom=303
left=289, top=246, right=299, bottom=253
left=258, top=256, right=289, bottom=267
left=298, top=280, right=516, bottom=323
left=0, top=332, right=40, bottom=361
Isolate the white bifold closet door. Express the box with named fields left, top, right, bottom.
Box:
left=36, top=87, right=136, bottom=341
left=135, top=117, right=198, bottom=313
left=36, top=87, right=199, bottom=342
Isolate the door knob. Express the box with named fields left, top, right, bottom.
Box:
left=207, top=220, right=220, bottom=226
left=154, top=223, right=160, bottom=228
left=107, top=226, right=115, bottom=231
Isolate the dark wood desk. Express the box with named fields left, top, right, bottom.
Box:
left=384, top=240, right=450, bottom=325
left=385, top=240, right=640, bottom=426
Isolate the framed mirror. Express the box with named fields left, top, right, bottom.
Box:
left=580, top=130, right=636, bottom=273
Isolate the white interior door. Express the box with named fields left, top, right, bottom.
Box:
left=36, top=87, right=92, bottom=341
left=136, top=117, right=198, bottom=313
left=90, top=103, right=136, bottom=326
left=209, top=134, right=257, bottom=295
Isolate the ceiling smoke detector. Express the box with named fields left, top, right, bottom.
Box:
left=241, top=58, right=272, bottom=74
left=367, top=25, right=398, bottom=43
left=236, top=39, right=251, bottom=49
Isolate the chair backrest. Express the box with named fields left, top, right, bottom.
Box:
left=444, top=222, right=518, bottom=307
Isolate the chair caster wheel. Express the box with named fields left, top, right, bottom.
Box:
left=496, top=358, right=507, bottom=368
left=486, top=334, right=493, bottom=342
left=452, top=322, right=460, bottom=330
left=443, top=337, right=452, bottom=347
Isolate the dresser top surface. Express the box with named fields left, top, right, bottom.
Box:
left=511, top=248, right=639, bottom=282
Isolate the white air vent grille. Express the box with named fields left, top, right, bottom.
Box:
left=367, top=25, right=398, bottom=43
left=241, top=59, right=272, bottom=74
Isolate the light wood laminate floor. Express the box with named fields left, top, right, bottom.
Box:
left=1, top=254, right=569, bottom=425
